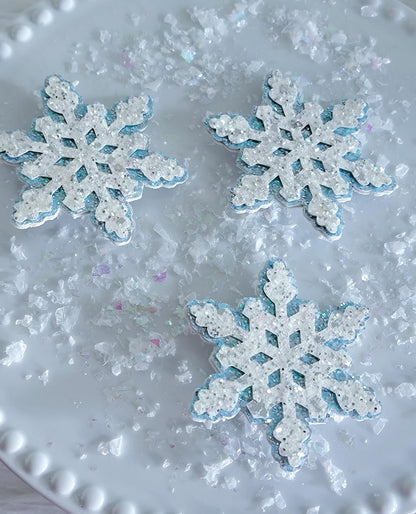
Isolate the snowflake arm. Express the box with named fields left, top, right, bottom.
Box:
left=90, top=187, right=135, bottom=242
left=318, top=304, right=369, bottom=348
left=192, top=374, right=246, bottom=421
left=42, top=74, right=81, bottom=124
left=135, top=153, right=188, bottom=188
left=0, top=75, right=188, bottom=244
left=206, top=114, right=261, bottom=149
left=264, top=70, right=300, bottom=119
left=188, top=301, right=243, bottom=340
left=324, top=376, right=380, bottom=418
left=319, top=99, right=393, bottom=192
left=109, top=95, right=153, bottom=131
left=270, top=414, right=311, bottom=470
left=188, top=301, right=251, bottom=421
left=303, top=182, right=343, bottom=236
left=261, top=255, right=297, bottom=307
left=188, top=259, right=381, bottom=472
left=0, top=131, right=46, bottom=161
left=344, top=156, right=393, bottom=192
left=206, top=70, right=396, bottom=238
left=14, top=180, right=62, bottom=227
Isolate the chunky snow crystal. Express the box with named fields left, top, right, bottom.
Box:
left=188, top=259, right=380, bottom=471
left=0, top=75, right=187, bottom=244
left=207, top=70, right=395, bottom=238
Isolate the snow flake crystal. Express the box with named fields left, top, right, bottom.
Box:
left=0, top=75, right=187, bottom=244
left=188, top=259, right=380, bottom=471
left=207, top=70, right=395, bottom=238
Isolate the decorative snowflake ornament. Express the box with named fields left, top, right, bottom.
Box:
left=207, top=70, right=395, bottom=238
left=0, top=75, right=187, bottom=244
left=188, top=259, right=380, bottom=471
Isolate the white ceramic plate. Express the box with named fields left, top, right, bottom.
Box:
left=1, top=1, right=416, bottom=513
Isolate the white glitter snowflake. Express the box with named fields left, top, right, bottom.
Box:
left=207, top=70, right=395, bottom=238
left=0, top=75, right=187, bottom=244
left=188, top=259, right=380, bottom=471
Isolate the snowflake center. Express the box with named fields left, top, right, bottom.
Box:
left=239, top=327, right=322, bottom=393
left=268, top=122, right=334, bottom=177
left=52, top=125, right=125, bottom=187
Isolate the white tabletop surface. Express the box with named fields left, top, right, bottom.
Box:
left=0, top=0, right=415, bottom=513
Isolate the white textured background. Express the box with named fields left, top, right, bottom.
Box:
left=0, top=0, right=415, bottom=512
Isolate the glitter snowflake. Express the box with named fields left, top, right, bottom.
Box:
left=207, top=70, right=395, bottom=238
left=0, top=75, right=187, bottom=244
left=188, top=259, right=380, bottom=471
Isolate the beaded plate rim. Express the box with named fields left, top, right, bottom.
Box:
left=0, top=0, right=89, bottom=61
